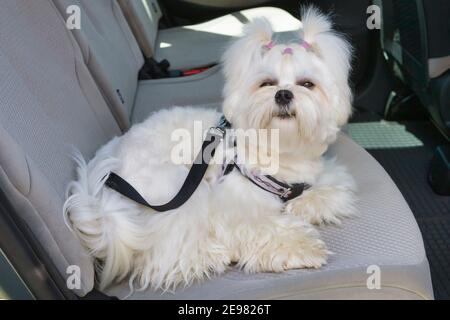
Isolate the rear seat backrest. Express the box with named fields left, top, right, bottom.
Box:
left=54, top=0, right=145, bottom=130
left=0, top=0, right=121, bottom=296
left=118, top=0, right=162, bottom=59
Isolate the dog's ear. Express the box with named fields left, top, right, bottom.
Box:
left=300, top=6, right=353, bottom=126
left=221, top=18, right=273, bottom=121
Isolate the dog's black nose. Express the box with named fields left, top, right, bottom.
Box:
left=275, top=90, right=294, bottom=106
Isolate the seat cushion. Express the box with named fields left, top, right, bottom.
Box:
left=155, top=7, right=302, bottom=70
left=105, top=133, right=433, bottom=299
left=132, top=66, right=224, bottom=123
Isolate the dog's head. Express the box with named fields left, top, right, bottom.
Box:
left=222, top=6, right=352, bottom=154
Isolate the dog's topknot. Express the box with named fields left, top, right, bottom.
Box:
left=242, top=17, right=273, bottom=44
left=300, top=5, right=333, bottom=42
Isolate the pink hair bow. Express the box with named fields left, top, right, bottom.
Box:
left=299, top=38, right=312, bottom=51
left=263, top=38, right=311, bottom=54
left=282, top=47, right=293, bottom=55
left=262, top=40, right=275, bottom=50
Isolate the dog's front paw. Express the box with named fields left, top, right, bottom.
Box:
left=276, top=236, right=328, bottom=270
left=240, top=219, right=328, bottom=273
left=284, top=186, right=357, bottom=225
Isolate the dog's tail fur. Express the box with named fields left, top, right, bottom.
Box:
left=63, top=149, right=134, bottom=290
left=63, top=145, right=226, bottom=293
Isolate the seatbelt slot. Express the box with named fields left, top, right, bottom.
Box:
left=138, top=57, right=182, bottom=80
left=139, top=58, right=216, bottom=80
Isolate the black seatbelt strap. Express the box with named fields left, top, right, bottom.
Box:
left=104, top=117, right=230, bottom=212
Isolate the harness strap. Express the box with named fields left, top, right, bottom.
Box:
left=227, top=162, right=310, bottom=202
left=105, top=124, right=226, bottom=212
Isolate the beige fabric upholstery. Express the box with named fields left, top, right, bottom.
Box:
left=118, top=0, right=162, bottom=58
left=132, top=66, right=224, bottom=122
left=54, top=0, right=145, bottom=130
left=106, top=134, right=433, bottom=299
left=0, top=0, right=121, bottom=296
left=155, top=7, right=302, bottom=70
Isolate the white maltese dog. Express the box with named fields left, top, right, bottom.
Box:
left=64, top=6, right=356, bottom=293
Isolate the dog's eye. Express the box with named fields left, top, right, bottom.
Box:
left=260, top=80, right=276, bottom=88
left=297, top=80, right=315, bottom=89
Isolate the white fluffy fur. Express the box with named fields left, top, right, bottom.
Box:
left=64, top=6, right=357, bottom=293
